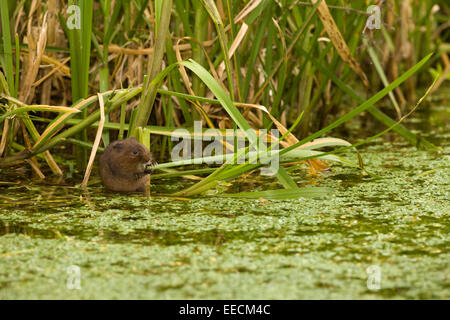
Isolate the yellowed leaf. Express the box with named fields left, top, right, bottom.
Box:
left=312, top=0, right=369, bottom=88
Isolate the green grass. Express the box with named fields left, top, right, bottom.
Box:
left=0, top=0, right=447, bottom=196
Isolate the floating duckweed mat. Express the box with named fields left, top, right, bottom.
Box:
left=0, top=139, right=449, bottom=299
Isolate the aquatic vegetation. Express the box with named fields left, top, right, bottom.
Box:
left=0, top=141, right=448, bottom=299
left=0, top=1, right=447, bottom=197
left=0, top=0, right=448, bottom=300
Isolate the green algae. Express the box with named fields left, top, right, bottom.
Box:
left=0, top=121, right=449, bottom=299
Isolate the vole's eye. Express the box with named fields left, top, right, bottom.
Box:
left=132, top=150, right=138, bottom=155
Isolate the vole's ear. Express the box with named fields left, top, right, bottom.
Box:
left=113, top=141, right=123, bottom=151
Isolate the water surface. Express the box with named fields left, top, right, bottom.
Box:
left=0, top=109, right=449, bottom=299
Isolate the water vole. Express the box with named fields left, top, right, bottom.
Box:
left=99, top=137, right=156, bottom=192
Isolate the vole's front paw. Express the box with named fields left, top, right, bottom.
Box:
left=144, top=160, right=158, bottom=174
left=134, top=172, right=147, bottom=179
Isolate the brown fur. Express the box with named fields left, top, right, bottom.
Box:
left=99, top=137, right=155, bottom=192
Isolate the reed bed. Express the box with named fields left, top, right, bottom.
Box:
left=0, top=0, right=448, bottom=198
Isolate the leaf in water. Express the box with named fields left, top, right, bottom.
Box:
left=221, top=187, right=332, bottom=200
left=297, top=137, right=352, bottom=150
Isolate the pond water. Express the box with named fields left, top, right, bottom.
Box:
left=0, top=107, right=449, bottom=299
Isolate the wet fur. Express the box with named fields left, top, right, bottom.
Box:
left=99, top=137, right=155, bottom=192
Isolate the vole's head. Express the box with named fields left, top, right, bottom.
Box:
left=108, top=137, right=152, bottom=174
